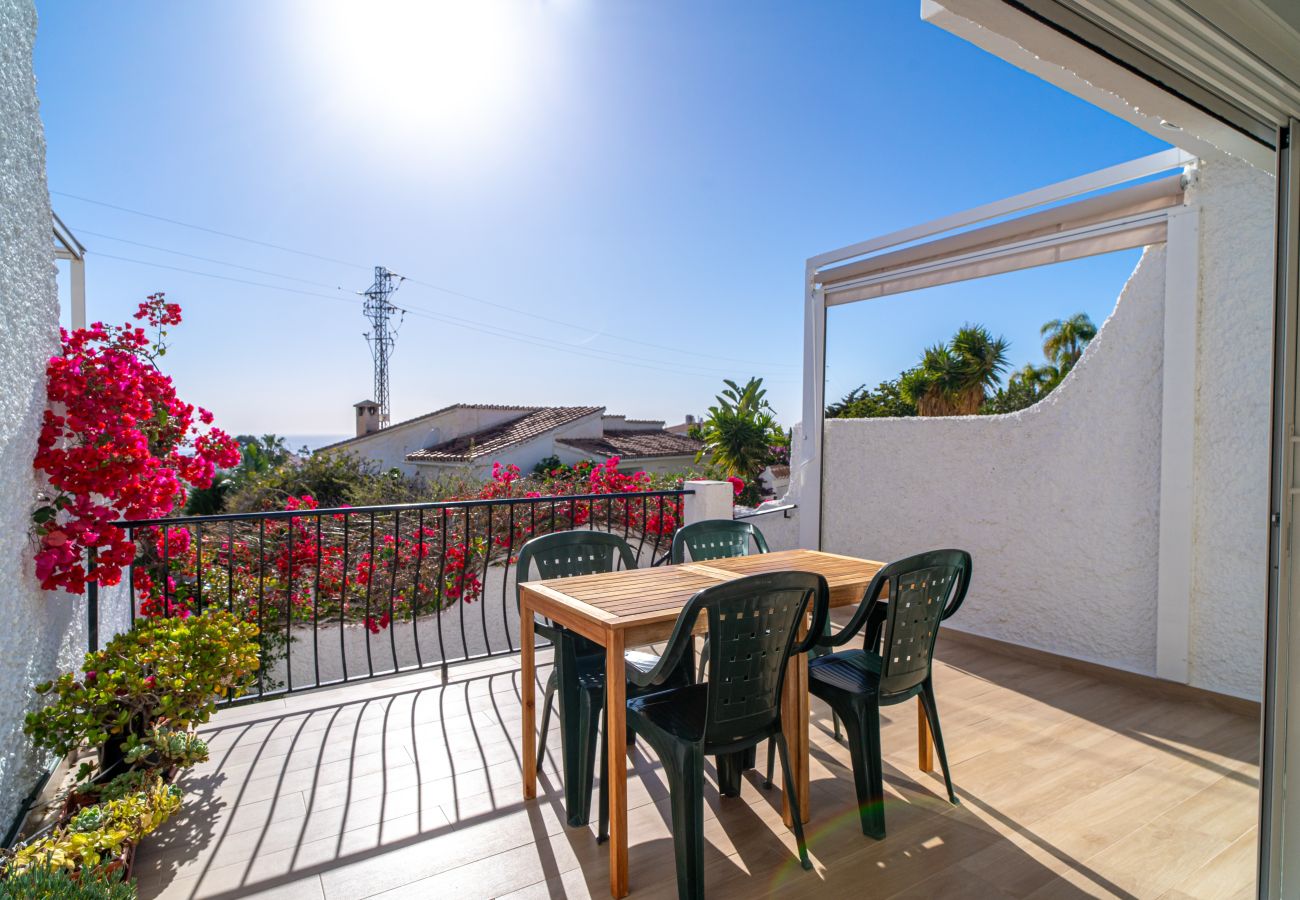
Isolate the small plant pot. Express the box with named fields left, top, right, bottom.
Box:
left=96, top=841, right=136, bottom=882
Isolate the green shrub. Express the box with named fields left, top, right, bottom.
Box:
left=0, top=864, right=135, bottom=899
left=25, top=610, right=259, bottom=763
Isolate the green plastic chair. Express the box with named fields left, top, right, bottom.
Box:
left=670, top=518, right=770, bottom=563
left=673, top=518, right=842, bottom=790
left=619, top=571, right=830, bottom=899
left=807, top=549, right=971, bottom=839
left=516, top=530, right=693, bottom=829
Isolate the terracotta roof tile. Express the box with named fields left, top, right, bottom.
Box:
left=556, top=430, right=703, bottom=461
left=406, top=406, right=603, bottom=462
left=315, top=403, right=540, bottom=453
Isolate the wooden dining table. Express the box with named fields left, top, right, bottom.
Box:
left=518, top=548, right=935, bottom=899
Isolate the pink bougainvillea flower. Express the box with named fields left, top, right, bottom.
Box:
left=33, top=293, right=241, bottom=594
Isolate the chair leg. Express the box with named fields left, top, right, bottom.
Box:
left=841, top=701, right=885, bottom=839
left=715, top=750, right=745, bottom=798
left=662, top=741, right=706, bottom=900
left=559, top=678, right=603, bottom=828
left=773, top=732, right=812, bottom=871
left=764, top=738, right=775, bottom=789
left=536, top=674, right=557, bottom=768
left=598, top=704, right=610, bottom=843
left=832, top=711, right=842, bottom=742
left=920, top=679, right=958, bottom=804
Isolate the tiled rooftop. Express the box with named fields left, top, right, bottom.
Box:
left=406, top=407, right=603, bottom=462
left=556, top=430, right=703, bottom=461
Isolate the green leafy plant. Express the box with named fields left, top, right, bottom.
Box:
left=5, top=780, right=181, bottom=876
left=25, top=610, right=259, bottom=763
left=82, top=768, right=158, bottom=804
left=123, top=726, right=209, bottom=769
left=0, top=864, right=136, bottom=899
left=698, top=377, right=782, bottom=504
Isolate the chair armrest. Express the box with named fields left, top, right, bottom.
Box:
left=627, top=607, right=701, bottom=690
left=791, top=577, right=831, bottom=655
left=819, top=569, right=889, bottom=649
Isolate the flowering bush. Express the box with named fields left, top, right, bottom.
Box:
left=32, top=295, right=240, bottom=593
left=124, top=456, right=685, bottom=643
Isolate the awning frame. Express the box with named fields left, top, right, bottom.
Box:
left=796, top=148, right=1196, bottom=556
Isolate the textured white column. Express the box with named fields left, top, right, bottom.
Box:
left=1156, top=203, right=1200, bottom=683
left=683, top=480, right=734, bottom=526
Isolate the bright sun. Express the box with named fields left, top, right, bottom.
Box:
left=299, top=1, right=534, bottom=147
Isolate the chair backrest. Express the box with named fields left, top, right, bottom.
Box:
left=670, top=519, right=769, bottom=564
left=515, top=530, right=638, bottom=601
left=865, top=549, right=971, bottom=698
left=667, top=571, right=827, bottom=748
left=515, top=531, right=639, bottom=646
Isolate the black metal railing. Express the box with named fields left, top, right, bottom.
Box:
left=87, top=489, right=690, bottom=702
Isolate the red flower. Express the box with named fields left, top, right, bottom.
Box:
left=726, top=476, right=745, bottom=496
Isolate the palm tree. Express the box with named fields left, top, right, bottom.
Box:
left=951, top=325, right=1010, bottom=413
left=1009, top=362, right=1056, bottom=389
left=699, top=377, right=779, bottom=480
left=903, top=326, right=1009, bottom=416
left=901, top=345, right=964, bottom=416
left=1041, top=313, right=1097, bottom=371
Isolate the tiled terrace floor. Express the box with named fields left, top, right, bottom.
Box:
left=134, top=637, right=1259, bottom=899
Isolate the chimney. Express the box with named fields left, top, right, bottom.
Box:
left=354, top=400, right=381, bottom=437
left=685, top=414, right=696, bottom=425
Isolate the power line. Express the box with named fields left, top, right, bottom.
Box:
left=93, top=252, right=360, bottom=304
left=399, top=276, right=799, bottom=369
left=56, top=195, right=797, bottom=369
left=52, top=191, right=367, bottom=269
left=94, top=252, right=796, bottom=382
left=76, top=229, right=348, bottom=291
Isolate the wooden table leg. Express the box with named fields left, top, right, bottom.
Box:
left=917, top=697, right=934, bottom=773
left=780, top=651, right=810, bottom=826
left=605, top=628, right=629, bottom=899
left=521, top=606, right=537, bottom=800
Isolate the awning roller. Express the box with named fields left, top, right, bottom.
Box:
left=817, top=172, right=1184, bottom=305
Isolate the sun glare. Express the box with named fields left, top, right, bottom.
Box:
left=299, top=1, right=534, bottom=147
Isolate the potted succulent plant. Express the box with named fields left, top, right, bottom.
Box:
left=24, top=610, right=258, bottom=781
left=4, top=610, right=258, bottom=889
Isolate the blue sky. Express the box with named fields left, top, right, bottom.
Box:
left=34, top=1, right=1167, bottom=437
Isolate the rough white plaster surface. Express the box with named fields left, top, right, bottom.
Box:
left=824, top=245, right=1168, bottom=678
left=0, top=0, right=82, bottom=832
left=743, top=507, right=801, bottom=552
left=1186, top=160, right=1273, bottom=698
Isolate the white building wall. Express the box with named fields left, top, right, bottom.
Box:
left=819, top=158, right=1273, bottom=699
left=823, top=244, right=1166, bottom=680
left=0, top=0, right=85, bottom=832
left=1187, top=159, right=1274, bottom=696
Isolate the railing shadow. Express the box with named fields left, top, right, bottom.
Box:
left=134, top=639, right=1257, bottom=899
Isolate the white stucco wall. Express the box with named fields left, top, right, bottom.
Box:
left=0, top=0, right=84, bottom=833
left=824, top=244, right=1167, bottom=678
left=1186, top=159, right=1274, bottom=696
left=818, top=158, right=1273, bottom=699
